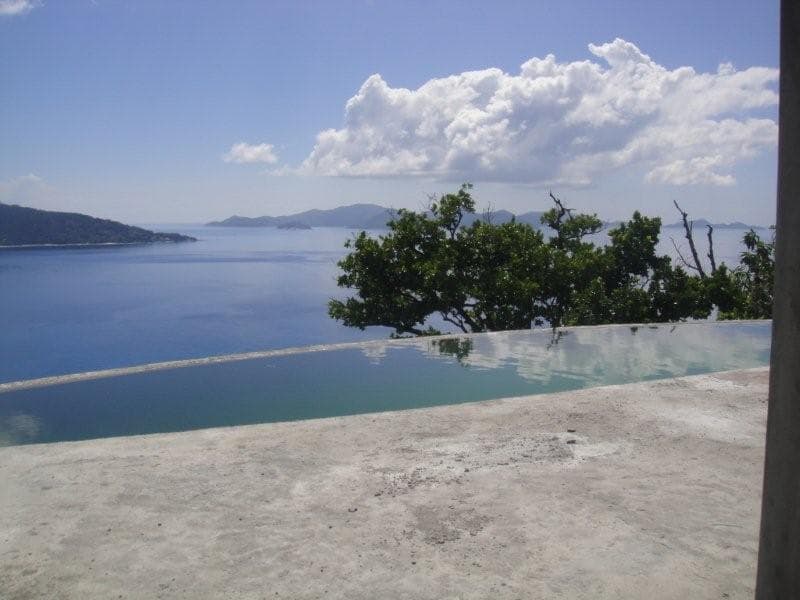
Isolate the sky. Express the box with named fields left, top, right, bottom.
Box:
left=0, top=0, right=780, bottom=225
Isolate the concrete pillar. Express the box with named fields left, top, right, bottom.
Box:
left=755, top=1, right=800, bottom=597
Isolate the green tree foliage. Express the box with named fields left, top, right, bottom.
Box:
left=328, top=184, right=771, bottom=336
left=718, top=229, right=775, bottom=319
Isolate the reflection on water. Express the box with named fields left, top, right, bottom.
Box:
left=430, top=337, right=474, bottom=364
left=0, top=321, right=771, bottom=447
left=417, top=323, right=769, bottom=386
left=360, top=344, right=388, bottom=364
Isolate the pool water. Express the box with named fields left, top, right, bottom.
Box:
left=0, top=321, right=771, bottom=446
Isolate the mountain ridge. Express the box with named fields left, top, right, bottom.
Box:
left=208, top=203, right=764, bottom=231
left=207, top=203, right=548, bottom=230
left=662, top=218, right=764, bottom=230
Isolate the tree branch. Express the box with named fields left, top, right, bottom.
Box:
left=454, top=306, right=481, bottom=332
left=706, top=224, right=717, bottom=274
left=670, top=236, right=701, bottom=273
left=673, top=200, right=706, bottom=278
left=440, top=312, right=469, bottom=333
left=482, top=202, right=495, bottom=225
left=549, top=190, right=574, bottom=222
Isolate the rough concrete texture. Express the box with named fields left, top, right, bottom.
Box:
left=0, top=368, right=768, bottom=599
left=756, top=3, right=800, bottom=596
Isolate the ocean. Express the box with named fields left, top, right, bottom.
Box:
left=0, top=224, right=771, bottom=384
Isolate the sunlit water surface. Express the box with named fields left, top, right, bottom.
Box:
left=0, top=321, right=770, bottom=446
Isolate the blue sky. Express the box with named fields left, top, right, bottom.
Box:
left=0, top=1, right=780, bottom=224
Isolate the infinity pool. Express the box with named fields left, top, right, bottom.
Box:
left=0, top=321, right=771, bottom=446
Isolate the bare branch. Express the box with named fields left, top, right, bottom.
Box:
left=549, top=190, right=574, bottom=222
left=706, top=224, right=717, bottom=274
left=671, top=236, right=701, bottom=273
left=673, top=200, right=706, bottom=278
left=482, top=202, right=495, bottom=225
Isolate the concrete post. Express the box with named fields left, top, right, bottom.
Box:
left=755, top=1, right=800, bottom=597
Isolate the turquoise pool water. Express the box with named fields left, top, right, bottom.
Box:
left=0, top=321, right=771, bottom=446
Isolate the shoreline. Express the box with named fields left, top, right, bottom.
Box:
left=0, top=239, right=195, bottom=249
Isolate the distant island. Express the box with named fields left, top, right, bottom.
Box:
left=0, top=203, right=196, bottom=247
left=662, top=218, right=763, bottom=230
left=207, top=204, right=395, bottom=229
left=208, top=203, right=763, bottom=232
left=207, top=203, right=547, bottom=230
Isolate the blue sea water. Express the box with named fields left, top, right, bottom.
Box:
left=0, top=224, right=771, bottom=384
left=0, top=226, right=392, bottom=383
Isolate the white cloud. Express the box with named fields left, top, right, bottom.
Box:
left=645, top=156, right=736, bottom=187
left=299, top=38, right=778, bottom=187
left=0, top=0, right=40, bottom=17
left=224, top=142, right=279, bottom=165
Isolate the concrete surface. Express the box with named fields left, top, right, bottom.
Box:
left=756, top=3, right=800, bottom=596
left=0, top=368, right=768, bottom=599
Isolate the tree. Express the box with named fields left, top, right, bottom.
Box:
left=719, top=229, right=775, bottom=319
left=666, top=198, right=775, bottom=320
left=328, top=184, right=768, bottom=336
left=328, top=184, right=555, bottom=335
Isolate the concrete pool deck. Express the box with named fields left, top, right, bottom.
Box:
left=0, top=368, right=768, bottom=599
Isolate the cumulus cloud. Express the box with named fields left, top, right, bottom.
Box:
left=0, top=0, right=40, bottom=16
left=300, top=39, right=778, bottom=187
left=224, top=142, right=279, bottom=164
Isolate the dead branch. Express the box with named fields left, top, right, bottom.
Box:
left=706, top=224, right=717, bottom=274
left=482, top=202, right=495, bottom=225
left=673, top=200, right=706, bottom=278
left=670, top=237, right=702, bottom=273
left=549, top=190, right=575, bottom=223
